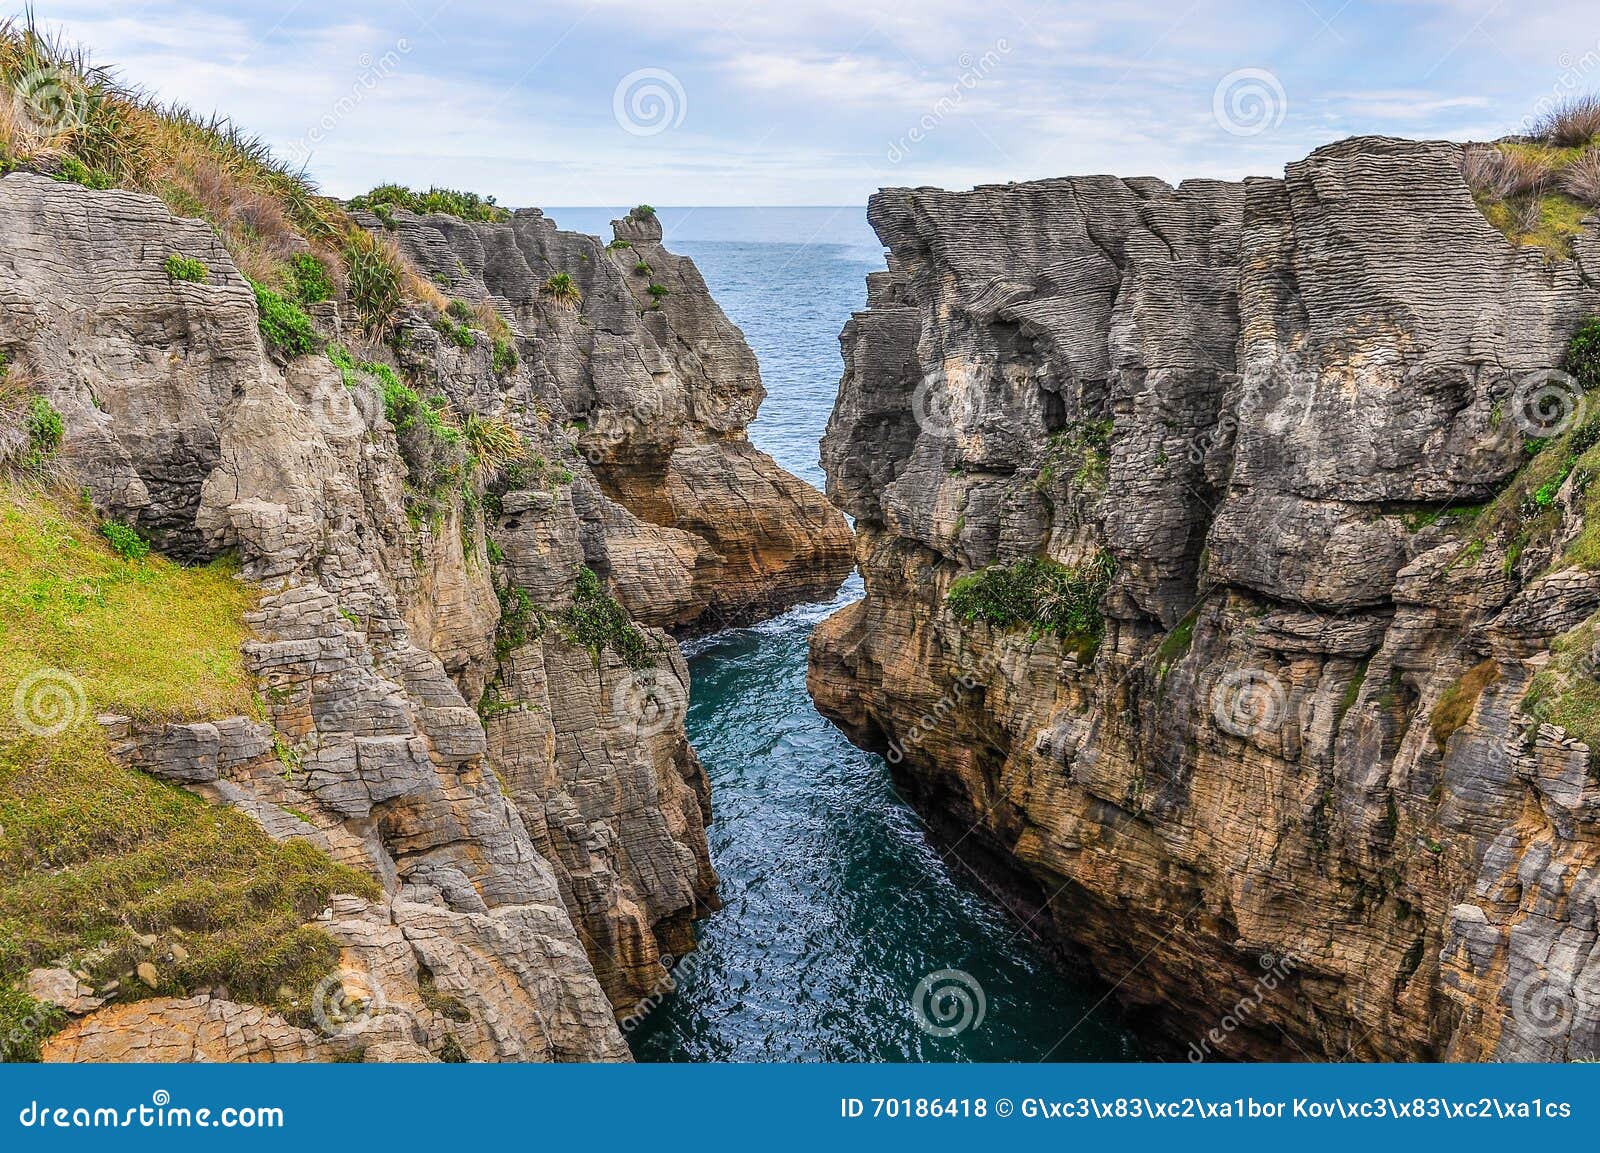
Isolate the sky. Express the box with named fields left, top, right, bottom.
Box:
left=25, top=0, right=1600, bottom=206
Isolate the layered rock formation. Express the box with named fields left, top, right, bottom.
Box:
left=810, top=138, right=1600, bottom=1060
left=0, top=173, right=848, bottom=1060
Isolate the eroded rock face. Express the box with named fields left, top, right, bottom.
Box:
left=810, top=138, right=1600, bottom=1060
left=0, top=173, right=838, bottom=1060
left=360, top=204, right=856, bottom=633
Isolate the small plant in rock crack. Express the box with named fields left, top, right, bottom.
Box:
left=647, top=283, right=669, bottom=302
left=163, top=253, right=208, bottom=283
left=462, top=414, right=526, bottom=471
left=24, top=397, right=63, bottom=458
left=541, top=272, right=581, bottom=308
left=491, top=337, right=519, bottom=376
left=947, top=551, right=1115, bottom=658
left=559, top=567, right=655, bottom=669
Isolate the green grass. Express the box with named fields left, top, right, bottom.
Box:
left=0, top=487, right=377, bottom=1057
left=163, top=253, right=208, bottom=283
left=1430, top=658, right=1500, bottom=750
left=99, top=520, right=150, bottom=561
left=249, top=280, right=320, bottom=358
left=1155, top=613, right=1196, bottom=673
left=947, top=551, right=1115, bottom=657
left=347, top=183, right=509, bottom=223
left=1525, top=617, right=1600, bottom=780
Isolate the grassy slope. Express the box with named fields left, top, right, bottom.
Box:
left=0, top=486, right=376, bottom=1060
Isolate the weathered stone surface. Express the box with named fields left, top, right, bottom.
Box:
left=811, top=137, right=1600, bottom=1060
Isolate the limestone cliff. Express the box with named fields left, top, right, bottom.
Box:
left=0, top=173, right=848, bottom=1061
left=810, top=137, right=1600, bottom=1060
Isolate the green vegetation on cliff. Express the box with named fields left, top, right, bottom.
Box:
left=946, top=551, right=1115, bottom=657
left=1462, top=99, right=1600, bottom=260
left=347, top=183, right=510, bottom=223
left=0, top=487, right=377, bottom=1059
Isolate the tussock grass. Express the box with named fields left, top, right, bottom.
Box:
left=0, top=486, right=377, bottom=1057
left=1562, top=148, right=1600, bottom=208
left=1463, top=138, right=1597, bottom=259
left=1462, top=91, right=1600, bottom=259
left=1534, top=94, right=1600, bottom=149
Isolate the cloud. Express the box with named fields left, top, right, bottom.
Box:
left=26, top=0, right=1599, bottom=204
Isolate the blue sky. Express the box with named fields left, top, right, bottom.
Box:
left=31, top=0, right=1599, bottom=205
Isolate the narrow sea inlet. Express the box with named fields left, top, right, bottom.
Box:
left=549, top=207, right=1137, bottom=1061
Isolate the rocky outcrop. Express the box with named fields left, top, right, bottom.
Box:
left=0, top=172, right=843, bottom=1060
left=810, top=138, right=1600, bottom=1060
left=357, top=204, right=855, bottom=634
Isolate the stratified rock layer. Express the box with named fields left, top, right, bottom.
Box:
left=810, top=138, right=1600, bottom=1060
left=0, top=173, right=844, bottom=1060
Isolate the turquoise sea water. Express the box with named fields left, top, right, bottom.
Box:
left=547, top=208, right=1138, bottom=1062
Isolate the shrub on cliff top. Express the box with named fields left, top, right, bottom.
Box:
left=1461, top=135, right=1598, bottom=260
left=947, top=551, right=1115, bottom=656
left=340, top=229, right=405, bottom=335
left=348, top=183, right=510, bottom=223
left=0, top=18, right=457, bottom=333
